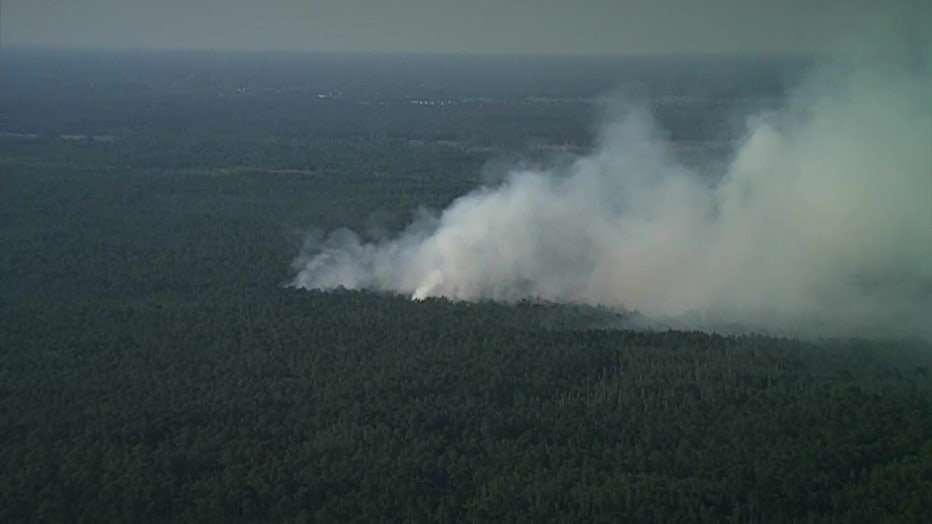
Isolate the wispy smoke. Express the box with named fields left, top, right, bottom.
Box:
left=291, top=51, right=932, bottom=338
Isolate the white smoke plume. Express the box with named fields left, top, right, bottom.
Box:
left=292, top=51, right=932, bottom=338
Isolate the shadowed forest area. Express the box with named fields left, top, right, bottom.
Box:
left=1, top=50, right=930, bottom=522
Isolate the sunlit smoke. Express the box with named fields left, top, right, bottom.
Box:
left=291, top=51, right=932, bottom=338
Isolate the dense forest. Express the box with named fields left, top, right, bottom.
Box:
left=1, top=50, right=930, bottom=522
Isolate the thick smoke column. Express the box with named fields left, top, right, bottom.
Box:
left=292, top=52, right=932, bottom=337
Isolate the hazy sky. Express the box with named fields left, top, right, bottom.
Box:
left=1, top=0, right=928, bottom=54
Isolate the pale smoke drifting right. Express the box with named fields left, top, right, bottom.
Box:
left=292, top=51, right=932, bottom=338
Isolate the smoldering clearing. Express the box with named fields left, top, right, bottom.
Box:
left=291, top=55, right=932, bottom=338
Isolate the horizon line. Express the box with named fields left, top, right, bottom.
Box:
left=0, top=44, right=817, bottom=61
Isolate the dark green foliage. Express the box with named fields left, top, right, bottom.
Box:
left=3, top=290, right=931, bottom=523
